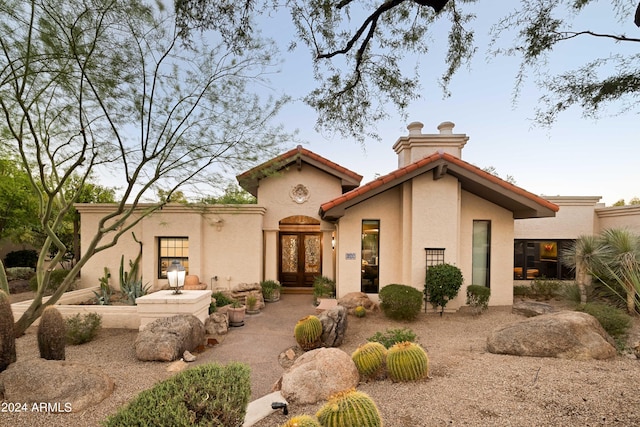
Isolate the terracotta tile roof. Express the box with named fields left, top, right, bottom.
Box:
left=319, top=151, right=559, bottom=218
left=237, top=145, right=362, bottom=196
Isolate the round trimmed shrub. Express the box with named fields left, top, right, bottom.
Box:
left=378, top=284, right=423, bottom=320
left=425, top=263, right=463, bottom=314
left=316, top=388, right=382, bottom=427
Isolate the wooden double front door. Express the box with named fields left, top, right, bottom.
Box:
left=279, top=232, right=322, bottom=288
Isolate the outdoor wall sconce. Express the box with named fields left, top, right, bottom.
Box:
left=167, top=260, right=186, bottom=294
left=212, top=218, right=224, bottom=232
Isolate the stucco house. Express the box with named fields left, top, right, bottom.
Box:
left=77, top=120, right=569, bottom=310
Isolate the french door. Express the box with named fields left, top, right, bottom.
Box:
left=279, top=232, right=322, bottom=287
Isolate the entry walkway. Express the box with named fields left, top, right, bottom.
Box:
left=194, top=293, right=318, bottom=424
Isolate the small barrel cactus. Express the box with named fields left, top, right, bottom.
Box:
left=0, top=290, right=16, bottom=372
left=316, top=388, right=382, bottom=427
left=294, top=315, right=323, bottom=351
left=38, top=306, right=66, bottom=360
left=352, top=341, right=387, bottom=380
left=280, top=415, right=322, bottom=427
left=386, top=341, right=428, bottom=382
left=354, top=305, right=366, bottom=318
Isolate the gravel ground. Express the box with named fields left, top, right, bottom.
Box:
left=2, top=298, right=640, bottom=427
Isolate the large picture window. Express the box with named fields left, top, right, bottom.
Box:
left=361, top=220, right=379, bottom=293
left=158, top=237, right=189, bottom=278
left=513, top=239, right=574, bottom=280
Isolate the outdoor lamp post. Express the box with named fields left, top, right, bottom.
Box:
left=167, top=260, right=186, bottom=294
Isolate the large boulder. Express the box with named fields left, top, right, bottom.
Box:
left=338, top=292, right=378, bottom=313
left=487, top=311, right=617, bottom=360
left=512, top=301, right=557, bottom=317
left=277, top=347, right=359, bottom=404
left=318, top=305, right=348, bottom=348
left=135, top=314, right=205, bottom=362
left=0, top=359, right=114, bottom=412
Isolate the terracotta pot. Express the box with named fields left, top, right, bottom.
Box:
left=184, top=275, right=200, bottom=287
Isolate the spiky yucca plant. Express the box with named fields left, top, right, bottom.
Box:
left=352, top=341, right=386, bottom=380
left=280, top=415, right=322, bottom=427
left=386, top=341, right=428, bottom=382
left=0, top=290, right=16, bottom=372
left=38, top=306, right=66, bottom=360
left=316, top=388, right=382, bottom=427
left=294, top=315, right=323, bottom=351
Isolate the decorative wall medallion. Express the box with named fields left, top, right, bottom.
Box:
left=290, top=184, right=310, bottom=204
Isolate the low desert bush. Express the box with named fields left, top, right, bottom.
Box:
left=4, top=249, right=38, bottom=268
left=29, top=269, right=71, bottom=293
left=104, top=362, right=251, bottom=427
left=367, top=327, right=417, bottom=349
left=529, top=277, right=562, bottom=300
left=66, top=312, right=102, bottom=345
left=379, top=284, right=423, bottom=320
left=577, top=302, right=632, bottom=343
left=212, top=291, right=233, bottom=307
left=466, top=285, right=491, bottom=314
left=513, top=285, right=531, bottom=298
left=313, top=275, right=336, bottom=305
left=5, top=267, right=34, bottom=281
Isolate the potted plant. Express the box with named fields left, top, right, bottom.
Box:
left=245, top=293, right=260, bottom=314
left=260, top=280, right=282, bottom=303
left=227, top=300, right=246, bottom=327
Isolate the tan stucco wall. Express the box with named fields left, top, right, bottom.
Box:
left=595, top=205, right=640, bottom=234
left=77, top=204, right=265, bottom=292
left=460, top=191, right=514, bottom=307
left=514, top=196, right=601, bottom=239
left=257, top=163, right=342, bottom=281
left=334, top=187, right=402, bottom=297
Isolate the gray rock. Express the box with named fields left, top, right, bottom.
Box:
left=277, top=347, right=359, bottom=404
left=512, top=301, right=557, bottom=317
left=487, top=311, right=617, bottom=360
left=0, top=359, right=114, bottom=412
left=135, top=314, right=205, bottom=362
left=318, top=305, right=348, bottom=347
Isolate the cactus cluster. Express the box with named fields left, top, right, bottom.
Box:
left=386, top=341, right=428, bottom=382
left=294, top=315, right=323, bottom=351
left=351, top=342, right=387, bottom=380
left=280, top=415, right=322, bottom=427
left=37, top=306, right=66, bottom=360
left=316, top=388, right=382, bottom=427
left=0, top=290, right=16, bottom=372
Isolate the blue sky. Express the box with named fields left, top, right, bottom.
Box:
left=256, top=1, right=639, bottom=207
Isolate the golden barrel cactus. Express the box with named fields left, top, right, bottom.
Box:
left=386, top=341, right=428, bottom=382
left=351, top=341, right=387, bottom=380
left=280, top=415, right=321, bottom=427
left=316, top=388, right=383, bottom=427
left=294, top=315, right=323, bottom=351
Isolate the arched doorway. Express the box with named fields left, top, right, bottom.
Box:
left=278, top=216, right=322, bottom=289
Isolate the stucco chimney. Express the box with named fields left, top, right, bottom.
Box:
left=392, top=121, right=469, bottom=167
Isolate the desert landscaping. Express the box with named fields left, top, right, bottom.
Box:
left=2, top=290, right=640, bottom=427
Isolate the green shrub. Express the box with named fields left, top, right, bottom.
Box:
left=260, top=280, right=282, bottom=301
left=513, top=285, right=531, bottom=298
left=104, top=362, right=251, bottom=427
left=378, top=284, right=423, bottom=320
left=529, top=278, right=562, bottom=300
left=466, top=285, right=491, bottom=315
left=367, top=327, right=417, bottom=349
left=577, top=303, right=632, bottom=342
left=4, top=249, right=38, bottom=268
left=425, top=263, right=463, bottom=315
left=29, top=269, right=71, bottom=293
left=212, top=291, right=233, bottom=307
left=313, top=276, right=335, bottom=305
left=5, top=267, right=34, bottom=281
left=66, top=312, right=102, bottom=345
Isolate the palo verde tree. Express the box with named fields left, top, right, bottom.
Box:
left=0, top=0, right=289, bottom=335
left=176, top=0, right=640, bottom=139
